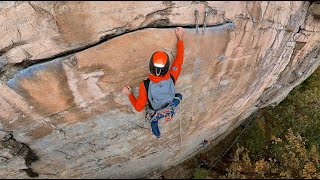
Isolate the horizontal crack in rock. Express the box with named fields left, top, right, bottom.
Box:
left=3, top=21, right=235, bottom=82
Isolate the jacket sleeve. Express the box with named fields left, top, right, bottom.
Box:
left=169, top=40, right=184, bottom=83
left=128, top=81, right=148, bottom=112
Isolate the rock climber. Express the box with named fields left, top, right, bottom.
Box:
left=122, top=27, right=185, bottom=138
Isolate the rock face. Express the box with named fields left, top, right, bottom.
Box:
left=0, top=1, right=319, bottom=178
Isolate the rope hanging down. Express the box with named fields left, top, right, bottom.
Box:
left=206, top=112, right=257, bottom=172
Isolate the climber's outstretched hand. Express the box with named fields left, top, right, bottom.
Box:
left=122, top=85, right=132, bottom=96
left=175, top=27, right=184, bottom=41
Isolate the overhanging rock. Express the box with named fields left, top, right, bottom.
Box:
left=0, top=1, right=319, bottom=178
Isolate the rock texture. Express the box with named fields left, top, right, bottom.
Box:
left=0, top=1, right=319, bottom=178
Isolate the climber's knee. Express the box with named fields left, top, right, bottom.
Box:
left=175, top=93, right=183, bottom=101
left=172, top=93, right=182, bottom=108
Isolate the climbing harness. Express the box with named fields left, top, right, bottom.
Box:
left=145, top=101, right=175, bottom=123
left=202, top=9, right=208, bottom=35
left=195, top=9, right=199, bottom=34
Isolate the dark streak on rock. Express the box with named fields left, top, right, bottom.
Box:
left=0, top=131, right=39, bottom=178
left=0, top=41, right=27, bottom=57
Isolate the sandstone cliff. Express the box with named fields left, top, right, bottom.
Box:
left=0, top=1, right=319, bottom=178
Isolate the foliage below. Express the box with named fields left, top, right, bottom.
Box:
left=205, top=67, right=320, bottom=178
left=192, top=167, right=209, bottom=179
left=217, top=129, right=320, bottom=179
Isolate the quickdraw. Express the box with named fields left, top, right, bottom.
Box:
left=202, top=9, right=208, bottom=35
left=195, top=9, right=199, bottom=34
left=195, top=7, right=210, bottom=35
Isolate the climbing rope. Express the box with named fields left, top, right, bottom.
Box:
left=177, top=98, right=183, bottom=145
left=206, top=112, right=257, bottom=172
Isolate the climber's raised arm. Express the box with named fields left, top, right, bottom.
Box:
left=169, top=27, right=185, bottom=83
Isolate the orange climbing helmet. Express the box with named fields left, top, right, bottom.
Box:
left=149, top=51, right=170, bottom=76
